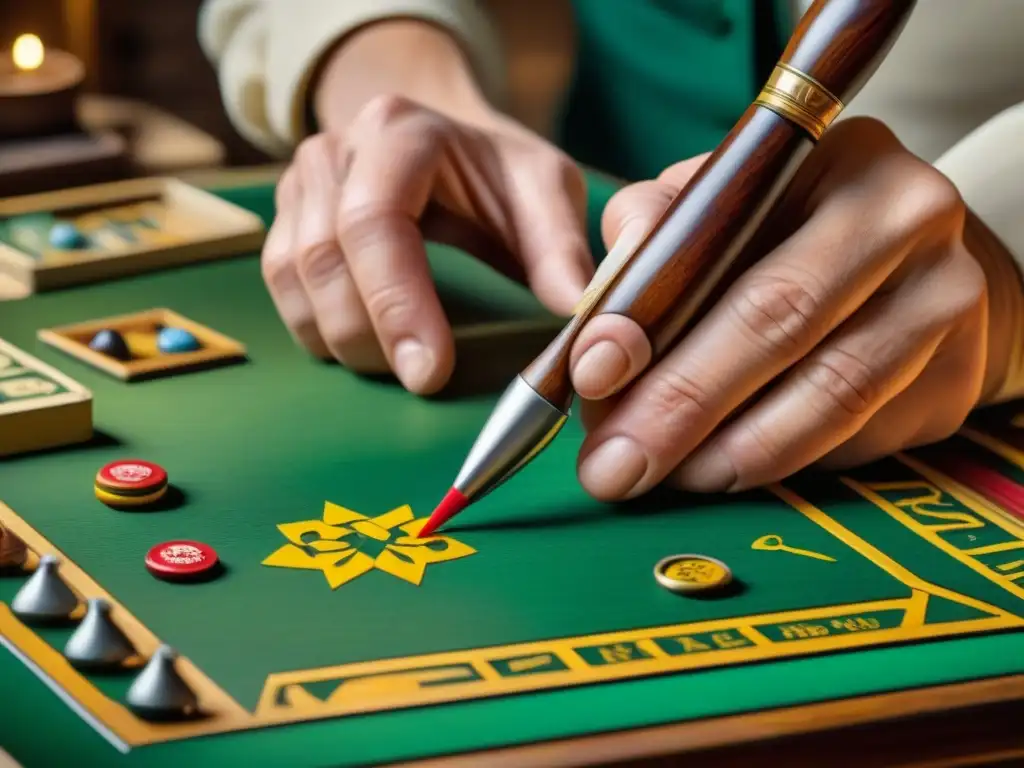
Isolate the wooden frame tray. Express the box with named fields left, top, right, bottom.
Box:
left=0, top=177, right=265, bottom=292
left=37, top=308, right=247, bottom=381
left=0, top=337, right=92, bottom=456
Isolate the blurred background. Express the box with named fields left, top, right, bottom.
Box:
left=0, top=0, right=270, bottom=177
left=0, top=0, right=571, bottom=185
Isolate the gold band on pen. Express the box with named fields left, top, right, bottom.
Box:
left=754, top=63, right=844, bottom=140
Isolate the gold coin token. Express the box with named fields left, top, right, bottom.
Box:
left=654, top=554, right=732, bottom=594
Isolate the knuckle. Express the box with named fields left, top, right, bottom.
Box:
left=941, top=247, right=987, bottom=320
left=294, top=133, right=331, bottom=167
left=336, top=205, right=404, bottom=250
left=803, top=348, right=878, bottom=418
left=883, top=163, right=964, bottom=232
left=912, top=171, right=963, bottom=226
left=730, top=276, right=822, bottom=354
left=296, top=240, right=346, bottom=283
left=319, top=317, right=369, bottom=356
left=544, top=152, right=577, bottom=182
left=260, top=251, right=292, bottom=287
left=641, top=367, right=714, bottom=432
left=274, top=167, right=298, bottom=209
left=552, top=154, right=587, bottom=201
left=356, top=93, right=418, bottom=129
left=362, top=280, right=419, bottom=331
left=600, top=181, right=673, bottom=244
left=831, top=116, right=896, bottom=145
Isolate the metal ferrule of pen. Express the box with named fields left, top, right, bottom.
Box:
left=451, top=375, right=569, bottom=501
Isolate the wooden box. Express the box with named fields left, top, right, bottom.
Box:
left=0, top=177, right=264, bottom=292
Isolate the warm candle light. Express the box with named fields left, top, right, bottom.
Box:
left=12, top=34, right=45, bottom=72
left=1, top=32, right=85, bottom=141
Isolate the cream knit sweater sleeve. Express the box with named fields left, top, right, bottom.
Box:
left=198, top=0, right=1022, bottom=256
left=197, top=0, right=505, bottom=157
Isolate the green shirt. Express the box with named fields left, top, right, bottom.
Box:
left=558, top=0, right=792, bottom=181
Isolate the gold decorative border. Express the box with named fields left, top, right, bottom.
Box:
left=252, top=483, right=1022, bottom=723
left=4, top=470, right=1022, bottom=749
left=851, top=453, right=1024, bottom=599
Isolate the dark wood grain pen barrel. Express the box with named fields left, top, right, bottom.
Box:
left=523, top=0, right=918, bottom=409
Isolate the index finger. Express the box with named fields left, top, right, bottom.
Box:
left=336, top=111, right=453, bottom=395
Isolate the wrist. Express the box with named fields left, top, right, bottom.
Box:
left=964, top=209, right=1024, bottom=404
left=312, top=19, right=494, bottom=132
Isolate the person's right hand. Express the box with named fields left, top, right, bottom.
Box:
left=262, top=95, right=594, bottom=395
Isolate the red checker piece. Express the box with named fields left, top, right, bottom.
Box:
left=96, top=459, right=168, bottom=495
left=145, top=540, right=218, bottom=580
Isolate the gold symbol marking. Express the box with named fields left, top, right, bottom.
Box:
left=262, top=502, right=475, bottom=588
left=752, top=535, right=836, bottom=562
left=506, top=655, right=555, bottom=674
left=597, top=644, right=641, bottom=664
left=654, top=554, right=732, bottom=593
left=0, top=377, right=58, bottom=399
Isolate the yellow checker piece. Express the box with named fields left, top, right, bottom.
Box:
left=94, top=483, right=167, bottom=508
left=654, top=554, right=732, bottom=594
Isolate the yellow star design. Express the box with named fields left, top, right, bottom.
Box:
left=261, top=502, right=475, bottom=588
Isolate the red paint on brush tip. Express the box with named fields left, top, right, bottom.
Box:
left=418, top=487, right=468, bottom=537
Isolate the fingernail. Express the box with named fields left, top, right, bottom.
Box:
left=579, top=436, right=648, bottom=498
left=393, top=338, right=435, bottom=392
left=573, top=340, right=631, bottom=397
left=675, top=450, right=737, bottom=493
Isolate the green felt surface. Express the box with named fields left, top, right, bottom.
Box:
left=1, top=177, right=1023, bottom=768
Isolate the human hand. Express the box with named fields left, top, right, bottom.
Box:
left=569, top=117, right=1013, bottom=500
left=262, top=95, right=593, bottom=395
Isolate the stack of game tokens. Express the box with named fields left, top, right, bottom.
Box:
left=94, top=459, right=168, bottom=508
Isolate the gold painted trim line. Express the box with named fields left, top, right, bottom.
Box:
left=3, top=468, right=1022, bottom=747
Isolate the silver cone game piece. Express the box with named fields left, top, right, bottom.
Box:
left=126, top=645, right=199, bottom=720
left=64, top=598, right=136, bottom=670
left=11, top=554, right=79, bottom=623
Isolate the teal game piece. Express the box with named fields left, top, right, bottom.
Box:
left=48, top=222, right=87, bottom=249
left=157, top=327, right=201, bottom=354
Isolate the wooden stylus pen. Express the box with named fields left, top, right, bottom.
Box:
left=419, top=0, right=918, bottom=537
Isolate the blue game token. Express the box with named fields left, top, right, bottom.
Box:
left=156, top=327, right=201, bottom=354
left=48, top=222, right=87, bottom=249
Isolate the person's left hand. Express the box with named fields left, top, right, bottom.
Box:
left=568, top=116, right=1012, bottom=500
